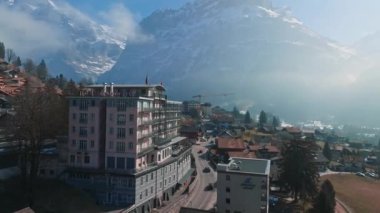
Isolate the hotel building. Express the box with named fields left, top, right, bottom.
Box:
left=65, top=83, right=192, bottom=213
left=217, top=157, right=270, bottom=213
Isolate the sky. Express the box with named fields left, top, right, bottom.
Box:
left=67, top=0, right=380, bottom=45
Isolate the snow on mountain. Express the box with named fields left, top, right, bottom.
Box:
left=100, top=0, right=370, bottom=123
left=1, top=0, right=126, bottom=78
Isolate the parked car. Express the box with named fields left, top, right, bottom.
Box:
left=203, top=167, right=211, bottom=173
left=204, top=183, right=214, bottom=191
left=269, top=195, right=279, bottom=206
left=356, top=172, right=365, bottom=177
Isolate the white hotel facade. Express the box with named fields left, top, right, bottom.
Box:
left=65, top=83, right=193, bottom=213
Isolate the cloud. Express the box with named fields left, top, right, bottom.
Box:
left=99, top=3, right=152, bottom=43
left=0, top=5, right=66, bottom=57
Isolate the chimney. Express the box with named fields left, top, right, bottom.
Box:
left=103, top=82, right=108, bottom=95
left=110, top=82, right=114, bottom=96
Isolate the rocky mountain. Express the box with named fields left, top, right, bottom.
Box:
left=100, top=0, right=368, bottom=123
left=2, top=0, right=126, bottom=79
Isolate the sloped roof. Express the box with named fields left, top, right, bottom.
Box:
left=216, top=137, right=245, bottom=150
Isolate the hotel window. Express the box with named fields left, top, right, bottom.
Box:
left=109, top=127, right=114, bottom=134
left=79, top=140, right=87, bottom=151
left=146, top=175, right=148, bottom=182
left=91, top=113, right=95, bottom=121
left=84, top=156, right=90, bottom=164
left=117, top=128, right=126, bottom=139
left=226, top=198, right=230, bottom=204
left=140, top=177, right=143, bottom=185
left=126, top=158, right=135, bottom=169
left=72, top=99, right=77, bottom=106
left=151, top=173, right=154, bottom=180
left=226, top=187, right=230, bottom=193
left=117, top=100, right=127, bottom=111
left=72, top=113, right=76, bottom=120
left=72, top=126, right=76, bottom=133
left=145, top=189, right=148, bottom=196
left=109, top=141, right=114, bottom=149
left=107, top=157, right=115, bottom=169
left=109, top=113, right=113, bottom=121
left=91, top=100, right=95, bottom=107
left=91, top=126, right=95, bottom=134
left=79, top=100, right=89, bottom=110
left=226, top=175, right=230, bottom=181
left=128, top=142, right=133, bottom=150
left=129, top=128, right=134, bottom=135
left=116, top=142, right=126, bottom=153
left=71, top=140, right=76, bottom=147
left=151, top=186, right=153, bottom=193
left=90, top=140, right=94, bottom=148
left=79, top=113, right=88, bottom=124
left=140, top=193, right=142, bottom=199
left=117, top=114, right=126, bottom=125
left=79, top=127, right=87, bottom=137
left=117, top=157, right=125, bottom=169
left=129, top=114, right=134, bottom=121
left=70, top=155, right=75, bottom=163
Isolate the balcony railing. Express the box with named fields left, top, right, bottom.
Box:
left=137, top=146, right=155, bottom=157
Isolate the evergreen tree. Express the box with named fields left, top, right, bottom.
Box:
left=311, top=179, right=336, bottom=213
left=280, top=140, right=319, bottom=201
left=244, top=111, right=252, bottom=124
left=259, top=110, right=267, bottom=128
left=57, top=74, right=67, bottom=89
left=63, top=79, right=79, bottom=96
left=24, top=59, right=36, bottom=74
left=232, top=106, right=240, bottom=118
left=272, top=116, right=280, bottom=128
left=36, top=59, right=48, bottom=82
left=15, top=56, right=21, bottom=66
left=323, top=142, right=332, bottom=161
left=0, top=42, right=4, bottom=59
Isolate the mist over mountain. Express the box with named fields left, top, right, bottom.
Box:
left=99, top=0, right=378, bottom=125
left=0, top=0, right=127, bottom=79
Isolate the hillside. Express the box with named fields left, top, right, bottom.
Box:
left=100, top=0, right=366, bottom=123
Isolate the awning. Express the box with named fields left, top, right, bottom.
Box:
left=178, top=168, right=195, bottom=184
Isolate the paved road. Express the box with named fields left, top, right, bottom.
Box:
left=184, top=140, right=217, bottom=210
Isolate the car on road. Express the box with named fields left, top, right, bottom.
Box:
left=203, top=167, right=211, bottom=173
left=197, top=150, right=203, bottom=154
left=269, top=195, right=279, bottom=206
left=204, top=183, right=214, bottom=191
left=356, top=172, right=365, bottom=177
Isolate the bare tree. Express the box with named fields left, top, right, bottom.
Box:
left=6, top=48, right=16, bottom=63
left=7, top=84, right=67, bottom=207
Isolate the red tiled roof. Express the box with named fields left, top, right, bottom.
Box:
left=249, top=144, right=280, bottom=153
left=216, top=137, right=245, bottom=150
left=228, top=150, right=257, bottom=159
left=283, top=127, right=301, bottom=134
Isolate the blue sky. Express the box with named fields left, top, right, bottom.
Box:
left=67, top=0, right=380, bottom=44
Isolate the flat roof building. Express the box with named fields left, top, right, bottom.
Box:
left=65, top=83, right=193, bottom=212
left=217, top=157, right=270, bottom=213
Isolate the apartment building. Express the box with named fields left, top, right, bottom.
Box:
left=66, top=83, right=192, bottom=213
left=217, top=158, right=270, bottom=213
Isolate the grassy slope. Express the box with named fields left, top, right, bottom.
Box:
left=321, top=174, right=380, bottom=213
